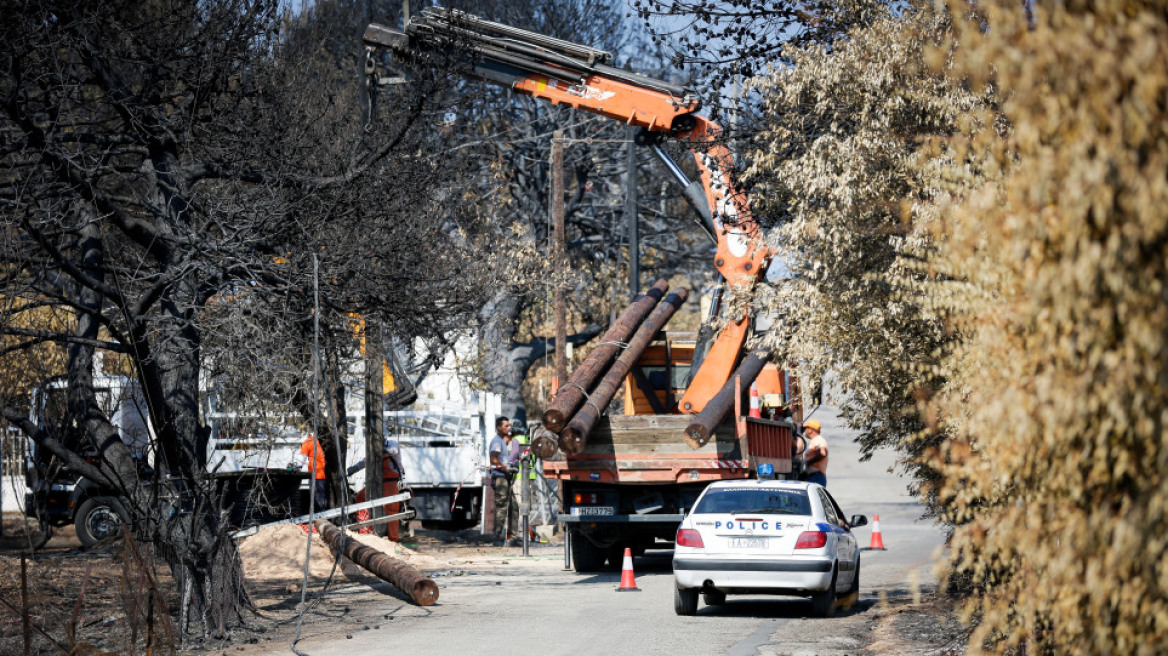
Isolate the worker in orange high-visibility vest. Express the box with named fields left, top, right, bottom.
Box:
left=297, top=434, right=328, bottom=512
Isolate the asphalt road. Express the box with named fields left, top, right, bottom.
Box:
left=253, top=405, right=947, bottom=656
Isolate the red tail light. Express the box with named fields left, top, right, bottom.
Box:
left=795, top=531, right=827, bottom=549
left=676, top=528, right=705, bottom=548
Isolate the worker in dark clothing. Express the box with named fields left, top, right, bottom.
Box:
left=488, top=416, right=521, bottom=545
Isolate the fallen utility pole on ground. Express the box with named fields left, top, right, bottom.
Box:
left=314, top=520, right=439, bottom=606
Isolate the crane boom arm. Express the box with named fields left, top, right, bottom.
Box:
left=364, top=8, right=771, bottom=412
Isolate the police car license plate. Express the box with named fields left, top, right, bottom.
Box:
left=728, top=537, right=769, bottom=549
left=571, top=506, right=615, bottom=516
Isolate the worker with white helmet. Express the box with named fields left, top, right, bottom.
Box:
left=802, top=419, right=829, bottom=487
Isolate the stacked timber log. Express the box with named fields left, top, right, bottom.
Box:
left=529, top=425, right=562, bottom=461
left=536, top=281, right=688, bottom=457
left=542, top=280, right=669, bottom=431
left=559, top=289, right=688, bottom=454
left=683, top=351, right=768, bottom=449
left=314, top=520, right=439, bottom=606
left=533, top=280, right=670, bottom=459
left=534, top=285, right=686, bottom=455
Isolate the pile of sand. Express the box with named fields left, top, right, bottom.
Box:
left=237, top=524, right=449, bottom=583
left=345, top=531, right=449, bottom=571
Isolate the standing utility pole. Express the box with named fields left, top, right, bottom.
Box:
left=552, top=131, right=567, bottom=395
left=625, top=126, right=640, bottom=298
left=363, top=321, right=386, bottom=536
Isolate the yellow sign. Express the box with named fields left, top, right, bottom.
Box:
left=383, top=360, right=397, bottom=394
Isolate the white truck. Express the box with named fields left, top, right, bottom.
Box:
left=23, top=375, right=311, bottom=546
left=205, top=374, right=502, bottom=529
left=348, top=394, right=496, bottom=529
left=22, top=341, right=509, bottom=543
left=23, top=376, right=155, bottom=547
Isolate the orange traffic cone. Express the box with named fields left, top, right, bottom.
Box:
left=616, top=548, right=641, bottom=591
left=864, top=514, right=887, bottom=551
left=749, top=382, right=761, bottom=418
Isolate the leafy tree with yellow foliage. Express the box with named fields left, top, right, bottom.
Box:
left=747, top=0, right=1168, bottom=652
left=745, top=3, right=989, bottom=499
left=926, top=1, right=1168, bottom=653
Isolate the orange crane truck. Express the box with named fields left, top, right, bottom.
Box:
left=364, top=7, right=804, bottom=571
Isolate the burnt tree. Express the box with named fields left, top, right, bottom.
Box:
left=0, top=0, right=493, bottom=639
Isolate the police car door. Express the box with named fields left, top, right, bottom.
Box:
left=817, top=488, right=856, bottom=590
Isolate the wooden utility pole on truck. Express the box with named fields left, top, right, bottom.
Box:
left=552, top=131, right=567, bottom=395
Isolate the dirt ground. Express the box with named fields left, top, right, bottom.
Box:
left=864, top=592, right=970, bottom=656
left=0, top=513, right=969, bottom=655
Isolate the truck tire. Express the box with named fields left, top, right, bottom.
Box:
left=571, top=535, right=606, bottom=573
left=24, top=517, right=52, bottom=551
left=809, top=567, right=838, bottom=618
left=674, top=587, right=698, bottom=616
left=605, top=544, right=626, bottom=568
left=75, top=496, right=127, bottom=549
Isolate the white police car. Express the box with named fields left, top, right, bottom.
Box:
left=672, top=477, right=867, bottom=617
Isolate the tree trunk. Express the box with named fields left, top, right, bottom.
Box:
left=139, top=149, right=251, bottom=637
left=365, top=324, right=386, bottom=536
left=479, top=289, right=603, bottom=424
left=151, top=268, right=251, bottom=639
left=480, top=290, right=527, bottom=422
left=68, top=219, right=139, bottom=488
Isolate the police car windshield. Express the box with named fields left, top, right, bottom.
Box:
left=693, top=488, right=811, bottom=516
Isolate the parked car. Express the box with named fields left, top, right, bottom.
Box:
left=672, top=478, right=868, bottom=617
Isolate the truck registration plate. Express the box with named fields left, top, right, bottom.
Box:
left=571, top=506, right=615, bottom=516
left=728, top=537, right=769, bottom=549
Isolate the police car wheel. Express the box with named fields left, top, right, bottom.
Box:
left=674, top=587, right=699, bottom=616
left=847, top=559, right=861, bottom=597
left=702, top=589, right=726, bottom=606
left=75, top=496, right=127, bottom=549
left=809, top=567, right=838, bottom=618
